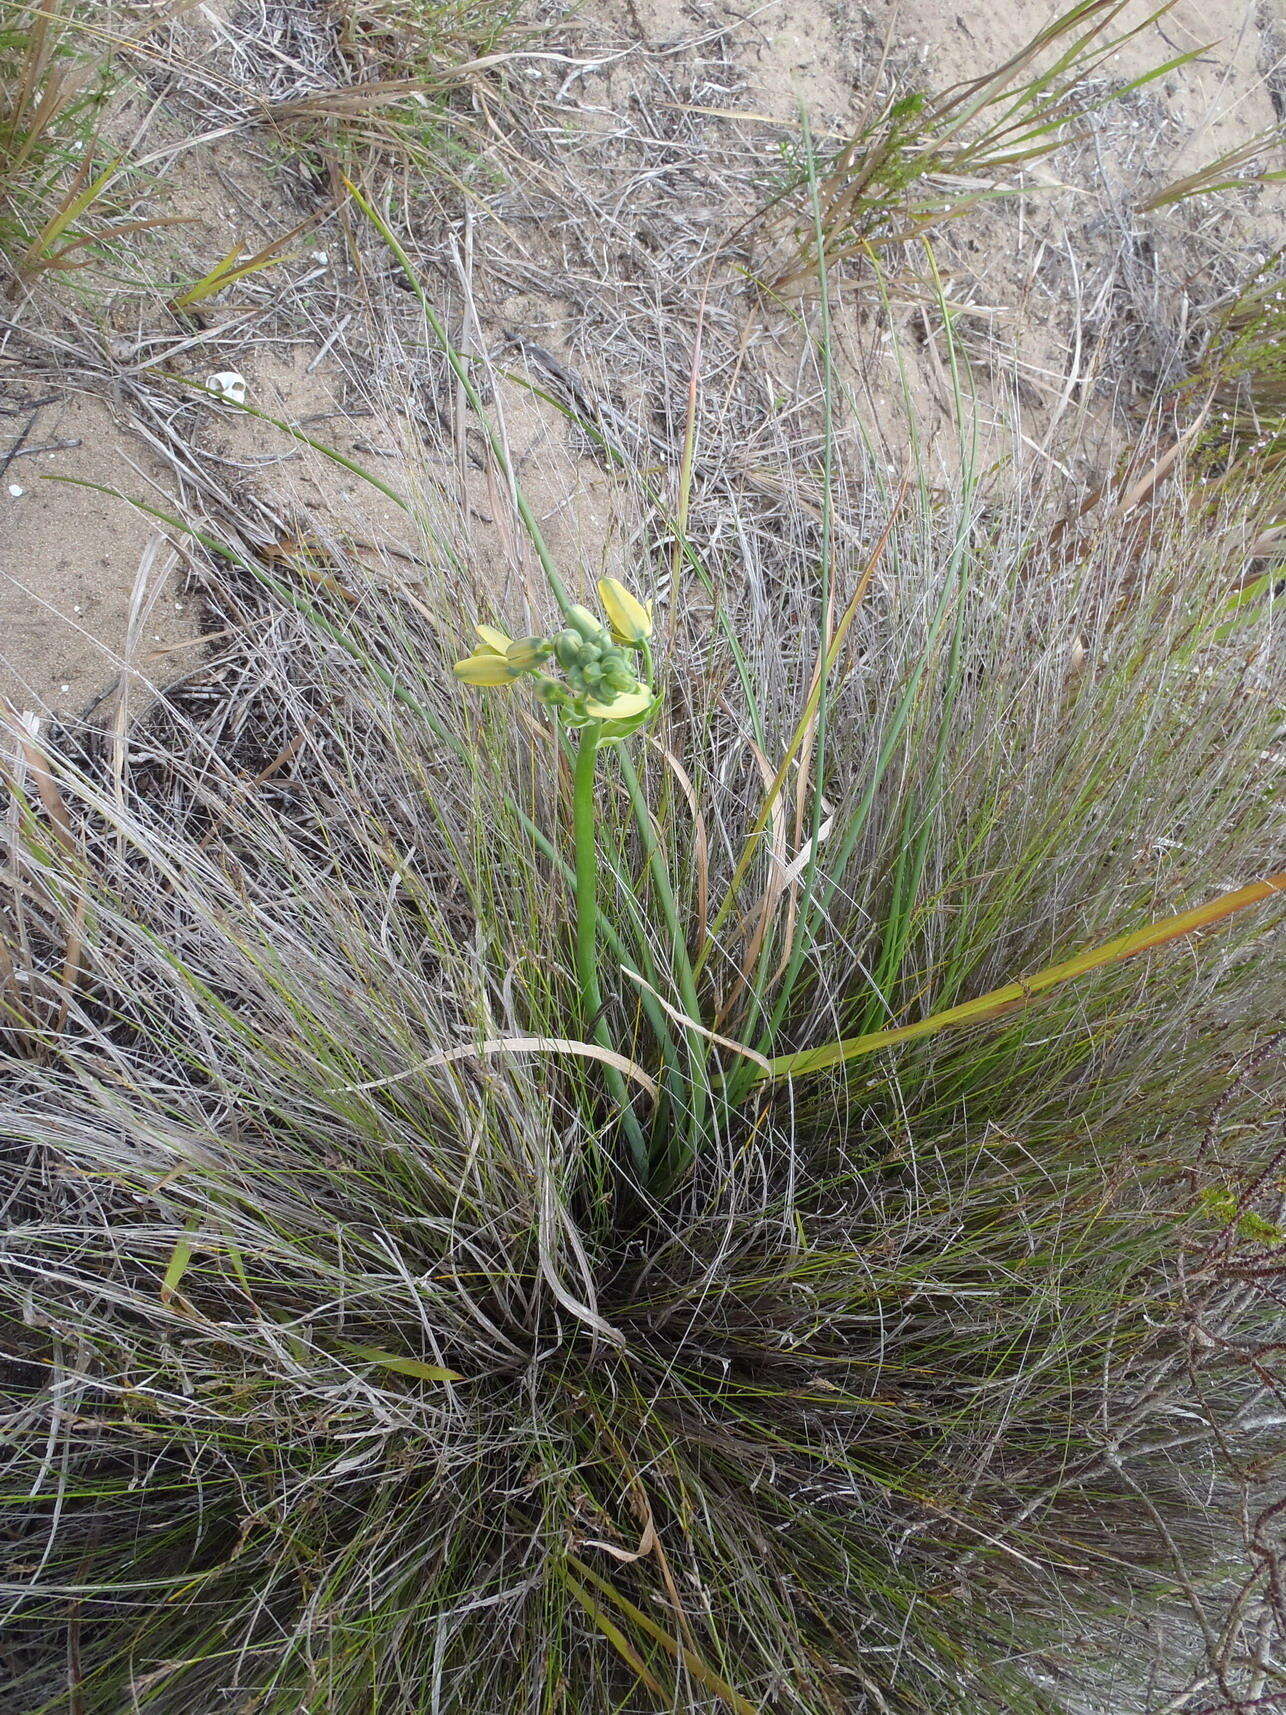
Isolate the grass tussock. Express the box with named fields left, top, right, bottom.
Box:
left=762, top=0, right=1193, bottom=293
left=0, top=341, right=1283, bottom=1715
left=258, top=0, right=533, bottom=193
left=1189, top=248, right=1286, bottom=481
left=0, top=0, right=190, bottom=296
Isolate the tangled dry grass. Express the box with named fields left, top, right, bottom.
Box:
left=1, top=378, right=1283, bottom=1710
left=3, top=5, right=1286, bottom=1712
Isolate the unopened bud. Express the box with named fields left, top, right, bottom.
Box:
left=566, top=604, right=602, bottom=640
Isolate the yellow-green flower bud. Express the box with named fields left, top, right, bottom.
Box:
left=453, top=653, right=520, bottom=687
left=567, top=604, right=603, bottom=641
left=597, top=578, right=652, bottom=644
left=504, top=636, right=548, bottom=670
left=554, top=630, right=582, bottom=670
left=606, top=665, right=641, bottom=699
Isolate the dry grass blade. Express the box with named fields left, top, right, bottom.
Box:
left=338, top=1034, right=660, bottom=1100
left=268, top=56, right=514, bottom=121
left=0, top=705, right=84, bottom=1039
left=621, top=965, right=772, bottom=1074
left=1140, top=125, right=1286, bottom=212
left=2, top=705, right=75, bottom=855
left=648, top=737, right=709, bottom=952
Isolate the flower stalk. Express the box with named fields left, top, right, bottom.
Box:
left=454, top=583, right=659, bottom=1180
left=572, top=724, right=651, bottom=1178
left=572, top=724, right=605, bottom=1029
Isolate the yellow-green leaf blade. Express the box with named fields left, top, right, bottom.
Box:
left=337, top=1342, right=463, bottom=1384
left=159, top=1225, right=196, bottom=1305
left=756, top=871, right=1286, bottom=1085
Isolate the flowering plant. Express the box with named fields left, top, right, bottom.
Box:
left=453, top=579, right=655, bottom=741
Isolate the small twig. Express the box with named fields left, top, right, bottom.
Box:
left=3, top=437, right=81, bottom=460
left=0, top=410, right=38, bottom=483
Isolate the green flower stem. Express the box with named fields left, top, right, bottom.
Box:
left=573, top=727, right=650, bottom=1179
left=615, top=749, right=710, bottom=1181
left=573, top=729, right=606, bottom=1022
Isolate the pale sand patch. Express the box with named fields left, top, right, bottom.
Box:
left=197, top=341, right=638, bottom=621
left=0, top=393, right=198, bottom=719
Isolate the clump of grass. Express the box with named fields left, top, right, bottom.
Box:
left=1, top=0, right=112, bottom=287
left=0, top=0, right=180, bottom=297
left=1187, top=248, right=1286, bottom=481
left=260, top=0, right=532, bottom=195
left=1, top=300, right=1283, bottom=1715
left=764, top=0, right=1192, bottom=293
left=332, top=0, right=527, bottom=71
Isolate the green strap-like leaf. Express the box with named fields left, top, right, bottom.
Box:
left=752, top=871, right=1286, bottom=1085
left=336, top=1342, right=463, bottom=1384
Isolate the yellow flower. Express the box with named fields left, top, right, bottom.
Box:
left=474, top=623, right=512, bottom=655
left=453, top=652, right=520, bottom=686
left=597, top=578, right=652, bottom=644
left=585, top=684, right=653, bottom=720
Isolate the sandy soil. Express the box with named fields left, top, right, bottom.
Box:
left=0, top=391, right=199, bottom=715
left=2, top=0, right=1282, bottom=719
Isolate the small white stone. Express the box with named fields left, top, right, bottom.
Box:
left=7, top=483, right=23, bottom=497
left=206, top=371, right=247, bottom=405
left=311, top=250, right=328, bottom=264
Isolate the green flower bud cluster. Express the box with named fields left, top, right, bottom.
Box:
left=552, top=607, right=641, bottom=702
left=452, top=582, right=656, bottom=737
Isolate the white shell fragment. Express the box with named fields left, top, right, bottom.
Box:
left=206, top=371, right=248, bottom=406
